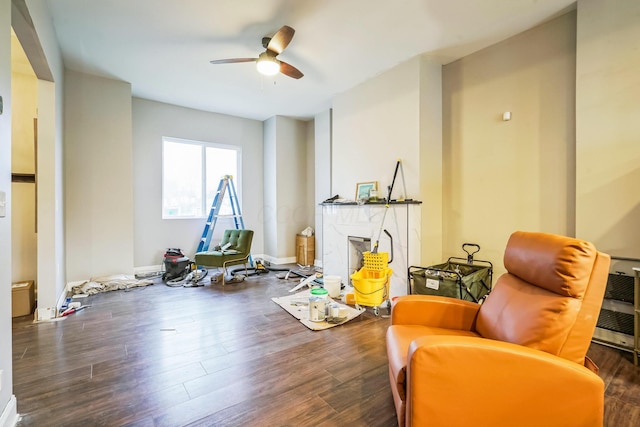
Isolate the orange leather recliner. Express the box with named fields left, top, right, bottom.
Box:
left=386, top=231, right=610, bottom=427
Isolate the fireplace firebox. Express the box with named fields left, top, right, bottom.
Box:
left=348, top=236, right=371, bottom=276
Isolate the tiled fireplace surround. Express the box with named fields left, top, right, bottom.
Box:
left=321, top=203, right=421, bottom=300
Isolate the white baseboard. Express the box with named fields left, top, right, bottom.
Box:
left=134, top=257, right=309, bottom=270
left=258, top=255, right=320, bottom=268
left=261, top=255, right=297, bottom=265
left=35, top=279, right=82, bottom=321
left=133, top=265, right=163, bottom=274
left=0, top=395, right=18, bottom=427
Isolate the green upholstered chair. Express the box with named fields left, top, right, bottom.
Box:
left=195, top=229, right=254, bottom=284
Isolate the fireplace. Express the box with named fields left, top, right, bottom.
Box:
left=348, top=236, right=371, bottom=276
left=321, top=202, right=421, bottom=299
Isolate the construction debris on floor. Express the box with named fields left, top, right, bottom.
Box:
left=71, top=274, right=154, bottom=295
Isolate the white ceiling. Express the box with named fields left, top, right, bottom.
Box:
left=43, top=0, right=576, bottom=121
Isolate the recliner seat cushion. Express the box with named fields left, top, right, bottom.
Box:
left=386, top=325, right=480, bottom=400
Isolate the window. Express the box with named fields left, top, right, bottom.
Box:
left=162, top=137, right=240, bottom=219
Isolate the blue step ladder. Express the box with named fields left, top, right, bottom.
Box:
left=197, top=175, right=246, bottom=253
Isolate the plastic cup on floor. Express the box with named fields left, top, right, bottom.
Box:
left=324, top=276, right=341, bottom=298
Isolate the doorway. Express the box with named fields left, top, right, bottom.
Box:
left=10, top=29, right=38, bottom=317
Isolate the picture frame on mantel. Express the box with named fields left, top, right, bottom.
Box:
left=355, top=181, right=377, bottom=201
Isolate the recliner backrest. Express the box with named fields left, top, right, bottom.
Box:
left=475, top=231, right=610, bottom=365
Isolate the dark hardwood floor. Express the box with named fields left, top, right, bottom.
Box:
left=11, top=270, right=640, bottom=427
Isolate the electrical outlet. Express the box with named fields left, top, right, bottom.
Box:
left=37, top=307, right=56, bottom=321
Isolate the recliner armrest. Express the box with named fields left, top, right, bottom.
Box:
left=391, top=295, right=480, bottom=331
left=406, top=335, right=604, bottom=427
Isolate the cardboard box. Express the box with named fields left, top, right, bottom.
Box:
left=296, top=235, right=315, bottom=266
left=12, top=280, right=35, bottom=318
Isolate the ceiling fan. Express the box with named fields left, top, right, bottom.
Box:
left=210, top=25, right=304, bottom=79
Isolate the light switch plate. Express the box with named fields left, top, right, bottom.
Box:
left=0, top=191, right=5, bottom=217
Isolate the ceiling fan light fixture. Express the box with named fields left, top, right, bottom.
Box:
left=210, top=26, right=302, bottom=79
left=256, top=53, right=280, bottom=76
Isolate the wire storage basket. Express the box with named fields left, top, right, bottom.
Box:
left=408, top=243, right=493, bottom=303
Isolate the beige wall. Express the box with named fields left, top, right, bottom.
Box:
left=10, top=69, right=36, bottom=173
left=11, top=39, right=38, bottom=284
left=64, top=71, right=134, bottom=280
left=419, top=58, right=444, bottom=265
left=442, top=12, right=577, bottom=275
left=576, top=0, right=640, bottom=256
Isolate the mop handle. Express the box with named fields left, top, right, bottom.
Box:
left=373, top=160, right=400, bottom=254
left=372, top=201, right=390, bottom=253
left=388, top=160, right=400, bottom=201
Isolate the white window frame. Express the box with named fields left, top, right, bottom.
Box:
left=162, top=136, right=241, bottom=220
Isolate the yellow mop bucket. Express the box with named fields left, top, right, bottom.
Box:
left=351, top=267, right=392, bottom=307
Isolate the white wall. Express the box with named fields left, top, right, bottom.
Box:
left=305, top=120, right=315, bottom=231
left=314, top=109, right=332, bottom=265
left=329, top=57, right=440, bottom=270
left=132, top=98, right=264, bottom=266
left=576, top=0, right=640, bottom=255
left=332, top=58, right=423, bottom=203
left=262, top=116, right=310, bottom=262
left=64, top=71, right=134, bottom=280
left=35, top=79, right=61, bottom=317
left=0, top=1, right=16, bottom=423
left=2, top=0, right=64, bottom=421
left=276, top=117, right=309, bottom=259
left=26, top=0, right=66, bottom=319
left=263, top=118, right=277, bottom=258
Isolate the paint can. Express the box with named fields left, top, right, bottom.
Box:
left=330, top=303, right=340, bottom=318
left=309, top=296, right=326, bottom=322
left=310, top=287, right=329, bottom=299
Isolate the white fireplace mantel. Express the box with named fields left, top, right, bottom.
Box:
left=321, top=202, right=421, bottom=300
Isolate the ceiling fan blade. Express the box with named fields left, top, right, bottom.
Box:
left=267, top=25, right=295, bottom=55
left=279, top=61, right=304, bottom=79
left=209, top=58, right=257, bottom=65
